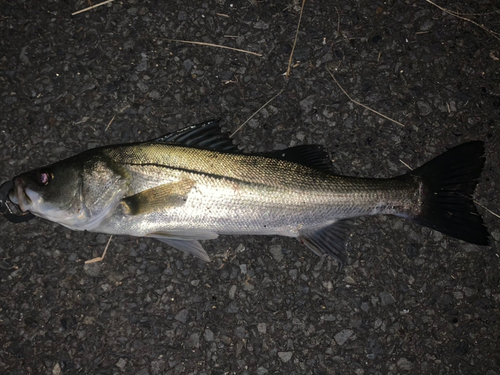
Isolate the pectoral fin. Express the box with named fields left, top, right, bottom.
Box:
left=122, top=179, right=194, bottom=215
left=298, top=220, right=352, bottom=266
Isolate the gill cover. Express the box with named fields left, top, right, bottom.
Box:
left=10, top=152, right=130, bottom=231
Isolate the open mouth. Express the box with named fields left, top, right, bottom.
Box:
left=9, top=177, right=33, bottom=212
left=0, top=178, right=35, bottom=223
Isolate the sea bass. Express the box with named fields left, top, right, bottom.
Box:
left=7, top=120, right=490, bottom=263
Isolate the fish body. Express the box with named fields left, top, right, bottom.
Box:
left=8, top=120, right=490, bottom=262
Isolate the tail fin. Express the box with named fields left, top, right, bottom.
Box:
left=409, top=141, right=490, bottom=245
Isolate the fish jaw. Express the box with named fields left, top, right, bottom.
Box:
left=9, top=176, right=31, bottom=211
left=9, top=175, right=90, bottom=229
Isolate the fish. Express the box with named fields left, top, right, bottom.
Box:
left=7, top=120, right=490, bottom=263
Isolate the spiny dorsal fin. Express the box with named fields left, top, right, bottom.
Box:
left=262, top=145, right=336, bottom=174
left=153, top=120, right=239, bottom=153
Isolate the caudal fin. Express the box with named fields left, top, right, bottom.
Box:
left=409, top=141, right=490, bottom=245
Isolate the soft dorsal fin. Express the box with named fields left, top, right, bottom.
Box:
left=153, top=120, right=239, bottom=153
left=261, top=145, right=336, bottom=174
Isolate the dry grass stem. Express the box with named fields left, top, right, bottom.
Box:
left=399, top=159, right=413, bottom=170
left=164, top=39, right=262, bottom=57
left=72, top=0, right=114, bottom=16
left=335, top=6, right=341, bottom=34
left=426, top=0, right=500, bottom=17
left=326, top=68, right=406, bottom=127
left=473, top=200, right=500, bottom=220
left=105, top=114, right=116, bottom=131
left=285, top=0, right=306, bottom=78
left=85, top=235, right=113, bottom=264
left=425, top=0, right=500, bottom=41
left=231, top=89, right=284, bottom=137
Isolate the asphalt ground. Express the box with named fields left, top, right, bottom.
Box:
left=1, top=1, right=499, bottom=374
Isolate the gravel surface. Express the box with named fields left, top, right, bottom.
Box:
left=1, top=1, right=499, bottom=374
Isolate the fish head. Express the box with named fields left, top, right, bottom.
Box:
left=9, top=153, right=131, bottom=231
left=9, top=160, right=88, bottom=228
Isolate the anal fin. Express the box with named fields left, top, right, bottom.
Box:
left=298, top=220, right=352, bottom=265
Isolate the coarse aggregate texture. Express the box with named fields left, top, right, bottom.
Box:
left=1, top=0, right=499, bottom=374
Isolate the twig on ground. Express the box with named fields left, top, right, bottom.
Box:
left=85, top=236, right=113, bottom=264
left=334, top=6, right=341, bottom=34
left=105, top=115, right=116, bottom=131
left=285, top=0, right=306, bottom=78
left=425, top=0, right=500, bottom=41
left=326, top=67, right=406, bottom=127
left=399, top=159, right=413, bottom=170
left=473, top=200, right=500, bottom=220
left=231, top=89, right=284, bottom=137
left=72, top=0, right=114, bottom=16
left=163, top=39, right=262, bottom=57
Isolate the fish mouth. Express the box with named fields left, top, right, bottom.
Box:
left=9, top=177, right=33, bottom=212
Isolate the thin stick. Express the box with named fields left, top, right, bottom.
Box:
left=285, top=0, right=306, bottom=78
left=326, top=68, right=405, bottom=127
left=334, top=6, right=341, bottom=34
left=105, top=114, right=116, bottom=131
left=230, top=89, right=284, bottom=137
left=72, top=0, right=114, bottom=16
left=425, top=0, right=500, bottom=18
left=425, top=0, right=500, bottom=41
left=85, top=235, right=113, bottom=264
left=473, top=200, right=500, bottom=220
left=163, top=39, right=262, bottom=57
left=399, top=159, right=413, bottom=170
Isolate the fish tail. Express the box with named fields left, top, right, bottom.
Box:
left=407, top=141, right=490, bottom=245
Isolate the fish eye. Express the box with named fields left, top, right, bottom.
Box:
left=37, top=170, right=52, bottom=186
